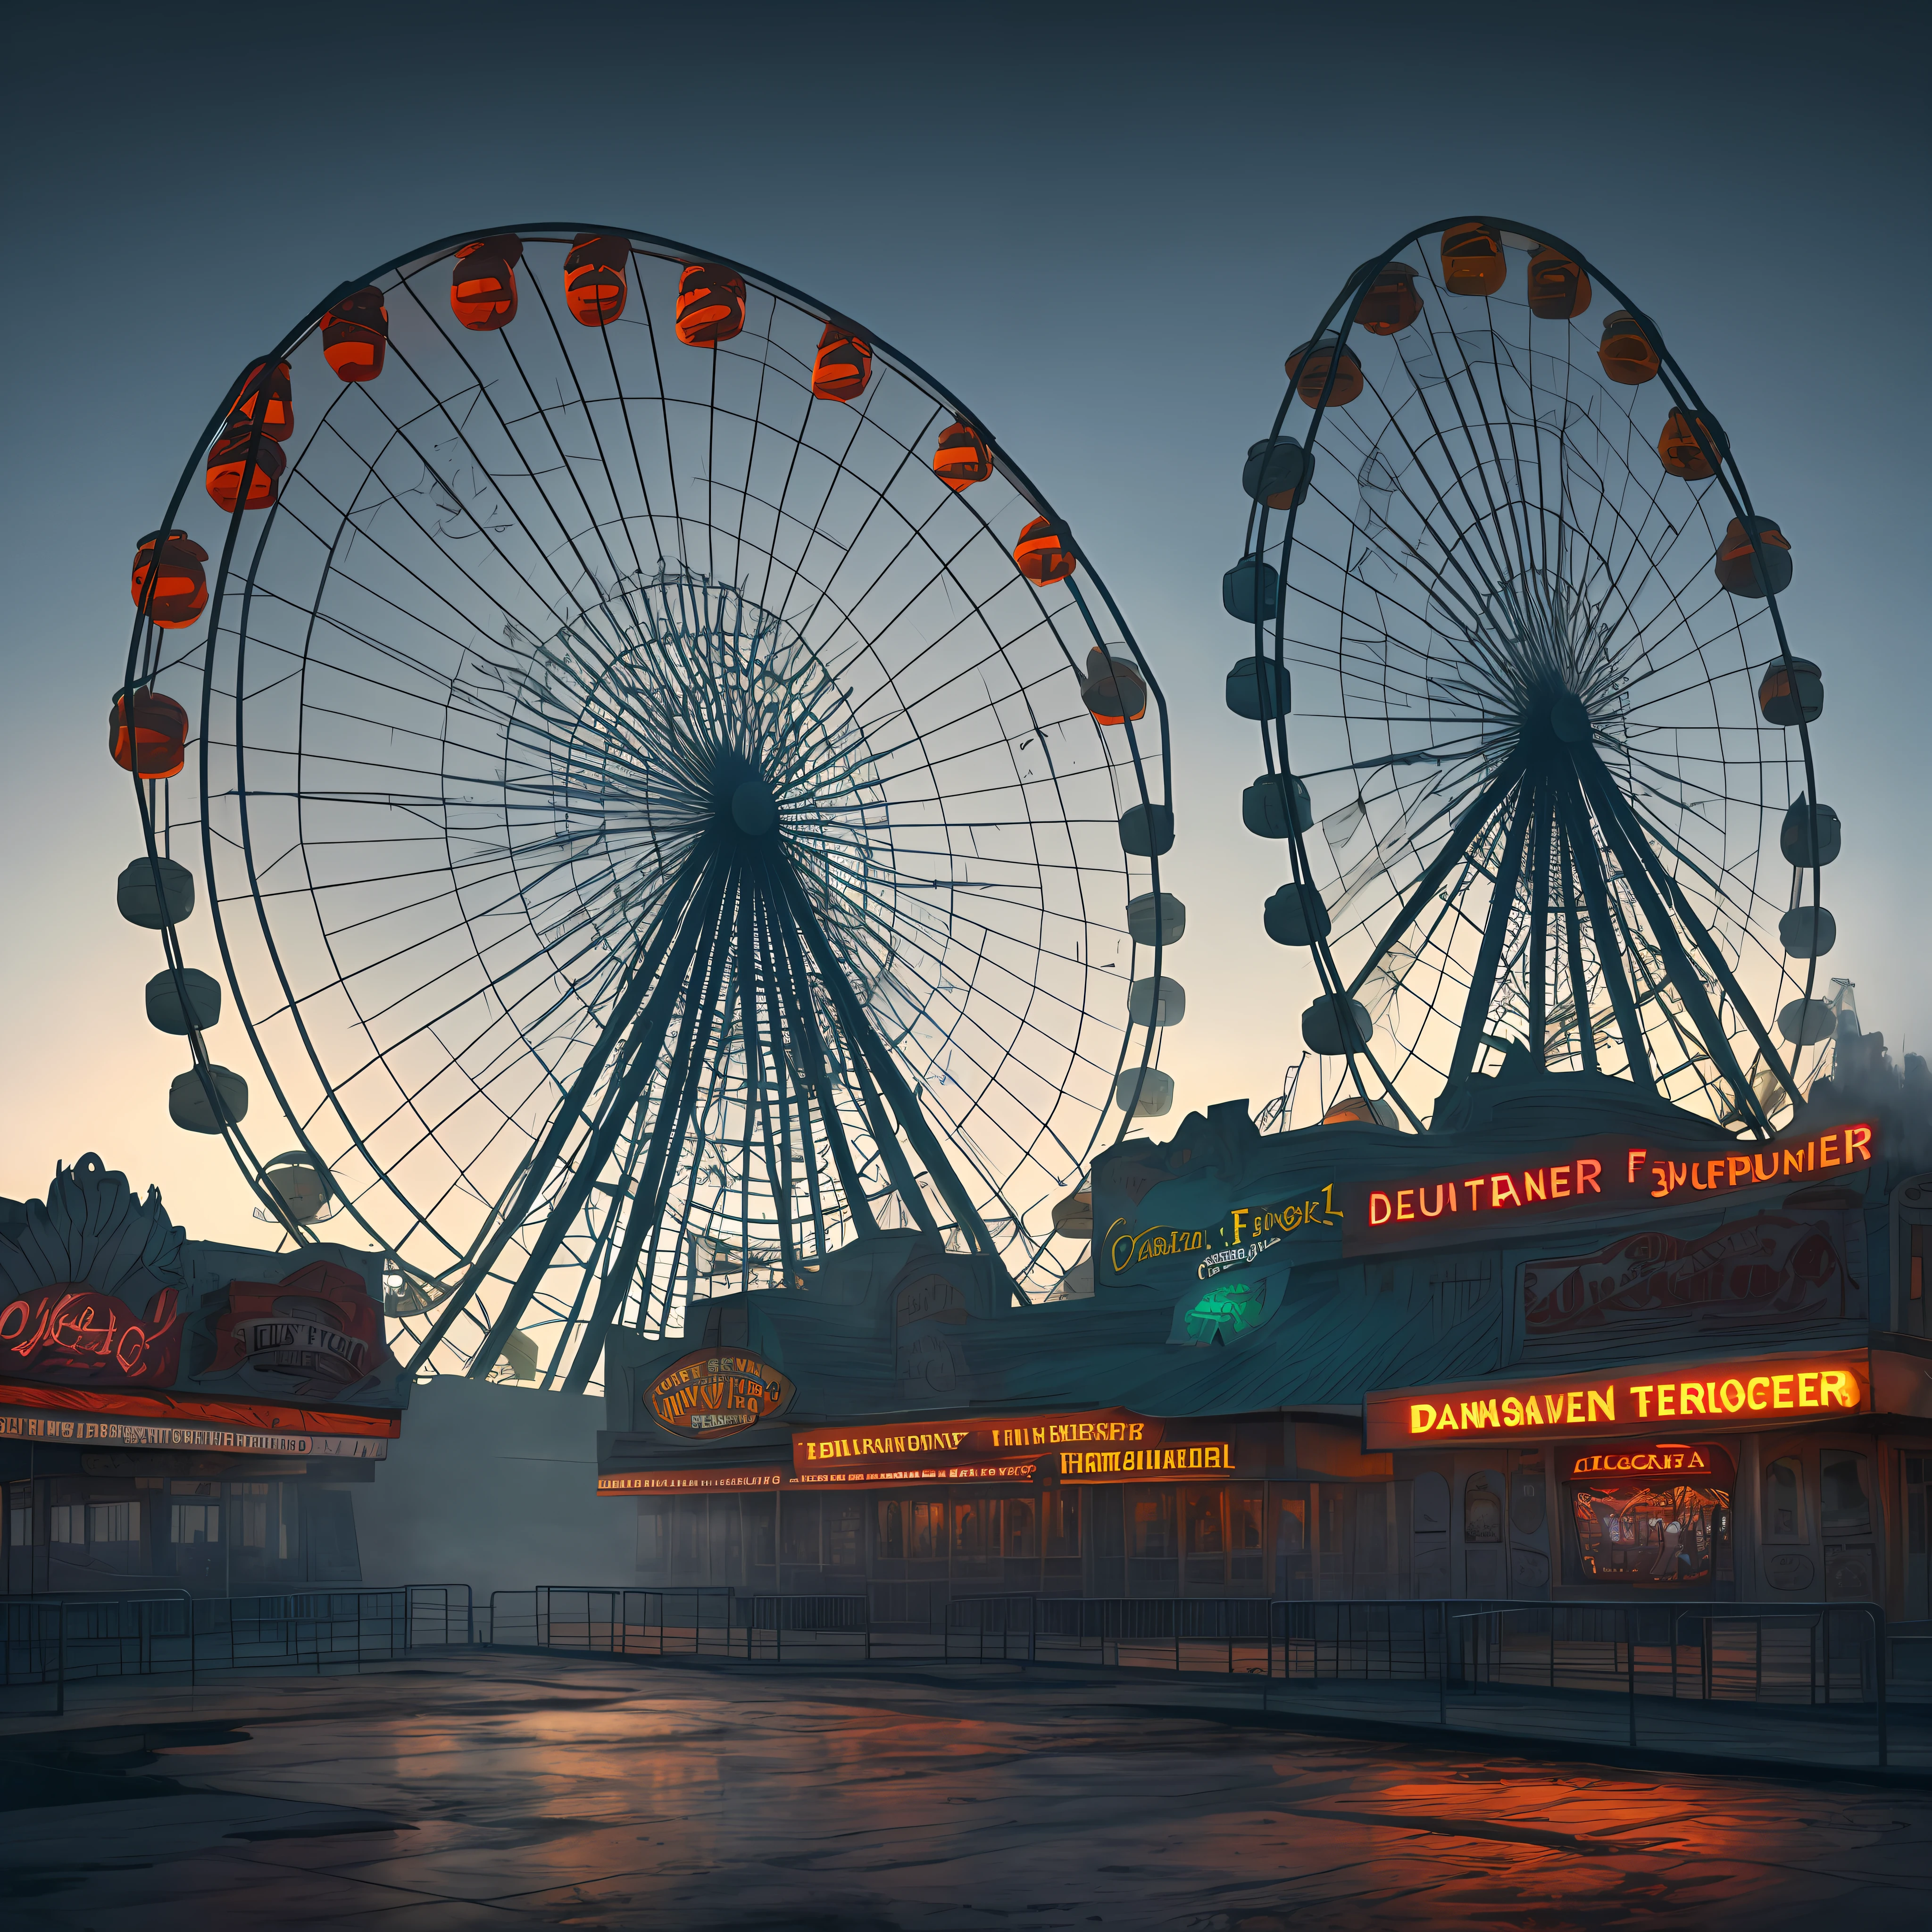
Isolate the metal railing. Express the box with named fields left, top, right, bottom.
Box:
left=1, top=1582, right=476, bottom=1713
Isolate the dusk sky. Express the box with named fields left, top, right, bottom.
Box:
left=4, top=0, right=1924, bottom=1248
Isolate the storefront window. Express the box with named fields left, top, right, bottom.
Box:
left=1763, top=1457, right=1806, bottom=1541
left=50, top=1505, right=83, bottom=1547
left=1044, top=1488, right=1080, bottom=1557
left=952, top=1497, right=986, bottom=1560
left=639, top=1499, right=667, bottom=1567
left=1003, top=1497, right=1037, bottom=1558
left=1230, top=1486, right=1264, bottom=1583
left=878, top=1498, right=905, bottom=1560
left=1568, top=1457, right=1732, bottom=1588
left=826, top=1498, right=863, bottom=1570
left=7, top=1505, right=28, bottom=1547
left=1464, top=1473, right=1503, bottom=1543
left=1183, top=1486, right=1224, bottom=1585
left=1130, top=1488, right=1172, bottom=1559
left=909, top=1496, right=941, bottom=1561
left=780, top=1493, right=820, bottom=1564
left=1819, top=1450, right=1871, bottom=1536
left=171, top=1502, right=221, bottom=1546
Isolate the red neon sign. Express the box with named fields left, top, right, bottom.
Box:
left=0, top=1285, right=183, bottom=1387
left=1355, top=1122, right=1874, bottom=1247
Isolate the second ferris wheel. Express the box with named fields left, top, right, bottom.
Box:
left=1227, top=218, right=1835, bottom=1138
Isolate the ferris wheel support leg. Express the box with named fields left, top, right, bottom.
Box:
left=1581, top=760, right=1804, bottom=1119
left=1526, top=788, right=1553, bottom=1068
left=558, top=871, right=746, bottom=1392
left=449, top=859, right=734, bottom=1380
left=1557, top=832, right=1601, bottom=1074
left=761, top=900, right=882, bottom=1246
left=1344, top=754, right=1526, bottom=1003
left=405, top=839, right=719, bottom=1373
left=1552, top=788, right=1657, bottom=1094
left=1568, top=754, right=1772, bottom=1138
left=736, top=877, right=799, bottom=1291
left=1443, top=784, right=1536, bottom=1090
left=778, top=866, right=1000, bottom=1261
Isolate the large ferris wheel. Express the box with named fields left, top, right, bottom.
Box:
left=1229, top=218, right=1834, bottom=1137
left=116, top=225, right=1177, bottom=1387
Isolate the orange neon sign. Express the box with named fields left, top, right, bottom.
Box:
left=1352, top=1122, right=1874, bottom=1248
left=1363, top=1348, right=1870, bottom=1449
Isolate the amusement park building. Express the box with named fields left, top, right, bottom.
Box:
left=0, top=1158, right=407, bottom=1596
left=599, top=1060, right=1932, bottom=1622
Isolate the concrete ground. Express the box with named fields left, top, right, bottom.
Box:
left=2, top=1653, right=1929, bottom=1930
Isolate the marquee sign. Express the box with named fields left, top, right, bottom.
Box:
left=646, top=1348, right=795, bottom=1440
left=0, top=1284, right=184, bottom=1388
left=1365, top=1347, right=1871, bottom=1449
left=1106, top=1186, right=1343, bottom=1278
left=792, top=1407, right=1171, bottom=1484
left=599, top=1467, right=789, bottom=1494
left=1566, top=1442, right=1735, bottom=1483
left=206, top=1261, right=391, bottom=1399
left=1346, top=1122, right=1875, bottom=1253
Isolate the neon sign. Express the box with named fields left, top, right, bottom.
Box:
left=1354, top=1123, right=1874, bottom=1248
left=1567, top=1444, right=1731, bottom=1480
left=0, top=1285, right=183, bottom=1387
left=646, top=1348, right=796, bottom=1440
left=1108, top=1186, right=1341, bottom=1276
left=1364, top=1348, right=1870, bottom=1448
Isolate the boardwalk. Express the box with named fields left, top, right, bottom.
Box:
left=2, top=1653, right=1930, bottom=1929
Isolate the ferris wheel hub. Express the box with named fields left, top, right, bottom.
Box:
left=729, top=778, right=779, bottom=837
left=1548, top=692, right=1593, bottom=744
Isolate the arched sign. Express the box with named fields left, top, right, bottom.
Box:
left=646, top=1348, right=795, bottom=1441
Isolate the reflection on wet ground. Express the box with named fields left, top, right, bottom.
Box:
left=2, top=1654, right=1928, bottom=1929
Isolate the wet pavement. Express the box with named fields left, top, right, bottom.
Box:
left=2, top=1653, right=1929, bottom=1929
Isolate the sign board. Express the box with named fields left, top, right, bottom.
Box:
left=1345, top=1122, right=1876, bottom=1254
left=599, top=1467, right=788, bottom=1495
left=1565, top=1442, right=1735, bottom=1483
left=1364, top=1347, right=1871, bottom=1449
left=646, top=1348, right=795, bottom=1440
left=792, top=1407, right=1165, bottom=1484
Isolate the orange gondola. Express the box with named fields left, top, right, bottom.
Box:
left=204, top=420, right=285, bottom=511
left=1657, top=408, right=1728, bottom=480
left=1441, top=220, right=1506, bottom=297
left=1355, top=261, right=1422, bottom=335
left=933, top=421, right=993, bottom=491
left=811, top=323, right=872, bottom=402
left=1714, top=516, right=1792, bottom=599
left=1283, top=333, right=1363, bottom=407
left=564, top=233, right=629, bottom=326
left=450, top=235, right=522, bottom=331
left=230, top=359, right=293, bottom=441
left=109, top=690, right=191, bottom=779
left=1079, top=646, right=1147, bottom=725
left=322, top=286, right=388, bottom=383
left=1013, top=515, right=1075, bottom=585
left=675, top=264, right=747, bottom=346
left=1525, top=245, right=1591, bottom=320
left=130, top=530, right=209, bottom=629
left=1597, top=309, right=1659, bottom=384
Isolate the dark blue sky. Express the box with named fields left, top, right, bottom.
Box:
left=4, top=0, right=1924, bottom=1232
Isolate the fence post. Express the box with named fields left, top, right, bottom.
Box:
left=1874, top=1607, right=1888, bottom=1769
left=1625, top=1605, right=1636, bottom=1747
left=1436, top=1605, right=1446, bottom=1727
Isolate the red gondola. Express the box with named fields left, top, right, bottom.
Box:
left=811, top=324, right=871, bottom=402
left=322, top=287, right=388, bottom=383
left=230, top=359, right=293, bottom=441
left=933, top=421, right=993, bottom=491
left=1355, top=261, right=1422, bottom=335
left=204, top=420, right=285, bottom=511
left=564, top=233, right=629, bottom=327
left=1715, top=516, right=1792, bottom=599
left=675, top=264, right=747, bottom=346
left=1283, top=334, right=1363, bottom=407
left=1657, top=408, right=1727, bottom=480
left=1598, top=310, right=1659, bottom=385
left=1013, top=515, right=1075, bottom=585
left=1525, top=246, right=1591, bottom=320
left=450, top=235, right=522, bottom=331
left=109, top=690, right=190, bottom=779
left=1440, top=221, right=1506, bottom=297
left=130, top=531, right=209, bottom=629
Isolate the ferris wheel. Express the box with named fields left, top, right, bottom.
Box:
left=116, top=224, right=1176, bottom=1386
left=1229, top=218, right=1833, bottom=1137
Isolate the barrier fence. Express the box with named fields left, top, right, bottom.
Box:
left=10, top=1583, right=1925, bottom=1769
left=0, top=1584, right=474, bottom=1713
